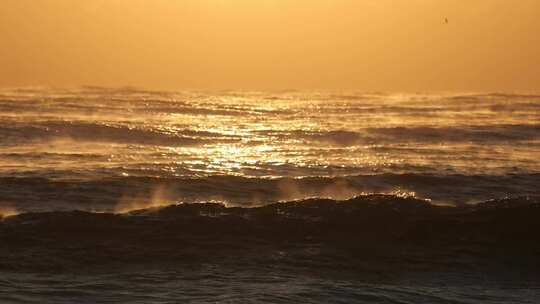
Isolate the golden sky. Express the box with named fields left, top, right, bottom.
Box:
left=1, top=0, right=539, bottom=92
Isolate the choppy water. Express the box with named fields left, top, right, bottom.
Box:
left=0, top=88, right=539, bottom=211
left=0, top=87, right=539, bottom=302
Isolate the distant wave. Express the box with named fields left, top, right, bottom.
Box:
left=0, top=121, right=240, bottom=146
left=5, top=122, right=536, bottom=148
left=0, top=96, right=292, bottom=117
left=366, top=124, right=540, bottom=143
left=256, top=124, right=540, bottom=146
left=448, top=93, right=540, bottom=100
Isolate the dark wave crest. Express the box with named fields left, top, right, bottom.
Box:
left=1, top=173, right=539, bottom=213
left=1, top=195, right=539, bottom=273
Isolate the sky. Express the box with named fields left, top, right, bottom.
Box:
left=0, top=0, right=539, bottom=92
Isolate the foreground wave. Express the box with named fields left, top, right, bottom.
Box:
left=1, top=195, right=539, bottom=275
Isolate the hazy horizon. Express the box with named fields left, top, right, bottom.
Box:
left=2, top=85, right=540, bottom=96
left=1, top=0, right=539, bottom=92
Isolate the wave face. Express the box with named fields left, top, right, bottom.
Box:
left=2, top=195, right=539, bottom=270
left=1, top=88, right=540, bottom=302
left=1, top=196, right=539, bottom=303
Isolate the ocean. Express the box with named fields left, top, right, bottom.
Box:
left=0, top=87, right=539, bottom=303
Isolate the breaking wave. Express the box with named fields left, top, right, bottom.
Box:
left=1, top=173, right=539, bottom=213
left=1, top=195, right=539, bottom=273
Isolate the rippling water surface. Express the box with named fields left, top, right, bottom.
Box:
left=1, top=88, right=539, bottom=211
left=2, top=268, right=538, bottom=304
left=0, top=88, right=539, bottom=302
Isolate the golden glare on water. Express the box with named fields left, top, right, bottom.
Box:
left=0, top=90, right=538, bottom=183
